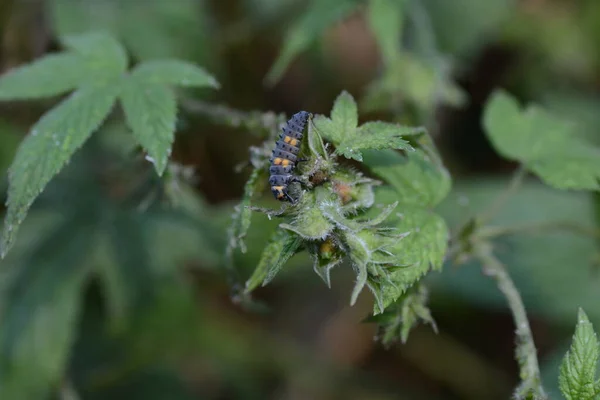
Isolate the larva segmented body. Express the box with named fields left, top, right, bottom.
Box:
left=268, top=111, right=310, bottom=202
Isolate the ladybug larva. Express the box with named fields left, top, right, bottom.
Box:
left=269, top=111, right=311, bottom=202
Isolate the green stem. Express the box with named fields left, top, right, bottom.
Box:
left=179, top=97, right=285, bottom=139
left=478, top=221, right=600, bottom=240
left=475, top=245, right=547, bottom=400
left=480, top=164, right=527, bottom=225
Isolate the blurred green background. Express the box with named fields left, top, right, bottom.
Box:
left=0, top=0, right=599, bottom=399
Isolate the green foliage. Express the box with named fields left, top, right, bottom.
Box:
left=367, top=0, right=406, bottom=65
left=361, top=53, right=466, bottom=115
left=436, top=180, right=600, bottom=324
left=361, top=0, right=466, bottom=116
left=360, top=136, right=451, bottom=312
left=49, top=0, right=212, bottom=63
left=129, top=60, right=220, bottom=87
left=559, top=309, right=600, bottom=400
left=265, top=0, right=361, bottom=85
left=0, top=54, right=92, bottom=100
left=0, top=215, right=93, bottom=400
left=120, top=81, right=176, bottom=174
left=2, top=84, right=120, bottom=257
left=483, top=90, right=600, bottom=191
left=369, top=284, right=436, bottom=347
left=0, top=31, right=218, bottom=257
left=245, top=229, right=302, bottom=292
left=241, top=91, right=451, bottom=316
left=313, top=91, right=422, bottom=161
left=0, top=131, right=225, bottom=399
left=420, top=0, right=513, bottom=56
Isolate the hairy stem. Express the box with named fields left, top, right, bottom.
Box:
left=180, top=97, right=285, bottom=139
left=480, top=164, right=527, bottom=225
left=475, top=245, right=547, bottom=400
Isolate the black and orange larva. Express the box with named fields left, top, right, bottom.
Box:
left=269, top=111, right=311, bottom=202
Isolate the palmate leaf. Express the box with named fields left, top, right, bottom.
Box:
left=0, top=216, right=93, bottom=400
left=313, top=91, right=421, bottom=161
left=1, top=83, right=120, bottom=257
left=0, top=31, right=219, bottom=257
left=484, top=90, right=600, bottom=191
left=265, top=0, right=360, bottom=85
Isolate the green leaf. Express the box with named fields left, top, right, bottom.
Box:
left=227, top=167, right=268, bottom=256
left=265, top=0, right=360, bottom=85
left=367, top=0, right=405, bottom=65
left=483, top=90, right=600, bottom=191
left=377, top=205, right=448, bottom=309
left=314, top=91, right=423, bottom=161
left=245, top=229, right=302, bottom=292
left=0, top=32, right=127, bottom=100
left=314, top=90, right=357, bottom=146
left=0, top=54, right=87, bottom=100
left=363, top=148, right=451, bottom=207
left=96, top=210, right=157, bottom=332
left=120, top=80, right=176, bottom=175
left=362, top=144, right=451, bottom=312
left=435, top=179, right=600, bottom=325
left=307, top=113, right=328, bottom=160
left=369, top=284, right=436, bottom=347
left=62, top=31, right=128, bottom=78
left=559, top=308, right=600, bottom=400
left=131, top=60, right=219, bottom=88
left=0, top=217, right=92, bottom=400
left=361, top=54, right=466, bottom=114
left=336, top=121, right=420, bottom=162
left=1, top=83, right=119, bottom=257
left=344, top=232, right=370, bottom=305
